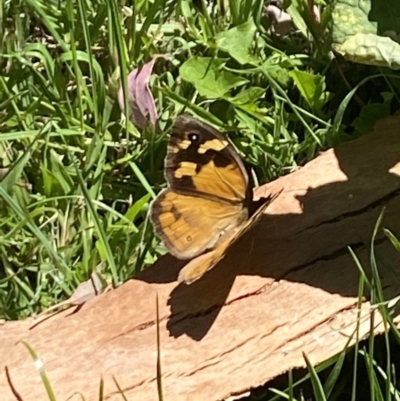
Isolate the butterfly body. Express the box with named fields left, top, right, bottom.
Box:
left=150, top=115, right=271, bottom=284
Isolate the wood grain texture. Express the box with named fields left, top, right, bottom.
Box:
left=2, top=114, right=400, bottom=401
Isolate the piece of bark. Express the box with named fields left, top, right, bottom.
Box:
left=2, top=114, right=400, bottom=401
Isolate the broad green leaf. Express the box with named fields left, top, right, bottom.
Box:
left=179, top=57, right=248, bottom=98
left=332, top=0, right=400, bottom=69
left=215, top=19, right=257, bottom=65
left=332, top=1, right=375, bottom=45
left=289, top=70, right=329, bottom=113
left=336, top=34, right=400, bottom=69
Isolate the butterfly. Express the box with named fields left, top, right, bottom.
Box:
left=150, top=114, right=274, bottom=284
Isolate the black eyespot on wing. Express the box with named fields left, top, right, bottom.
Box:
left=188, top=133, right=199, bottom=143
left=168, top=128, right=233, bottom=169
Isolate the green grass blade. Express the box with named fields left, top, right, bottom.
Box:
left=23, top=0, right=68, bottom=52
left=75, top=168, right=119, bottom=285
left=0, top=186, right=69, bottom=276
left=20, top=341, right=57, bottom=401
left=76, top=0, right=101, bottom=130
left=303, top=352, right=327, bottom=401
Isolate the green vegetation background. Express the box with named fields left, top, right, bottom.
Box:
left=2, top=0, right=400, bottom=399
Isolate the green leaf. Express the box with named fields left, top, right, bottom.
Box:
left=228, top=87, right=265, bottom=105
left=179, top=57, right=248, bottom=98
left=336, top=34, right=400, bottom=70
left=332, top=0, right=400, bottom=69
left=289, top=70, right=329, bottom=113
left=332, top=1, right=375, bottom=45
left=268, top=66, right=292, bottom=88
left=215, top=19, right=257, bottom=65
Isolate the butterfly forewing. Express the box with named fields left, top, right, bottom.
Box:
left=165, top=115, right=249, bottom=204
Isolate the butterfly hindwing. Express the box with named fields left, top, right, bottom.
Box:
left=177, top=198, right=272, bottom=283
left=150, top=188, right=248, bottom=259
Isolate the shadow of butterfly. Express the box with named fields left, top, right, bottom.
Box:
left=150, top=114, right=275, bottom=284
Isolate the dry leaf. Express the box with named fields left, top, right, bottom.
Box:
left=34, top=272, right=105, bottom=319
left=118, top=57, right=160, bottom=128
